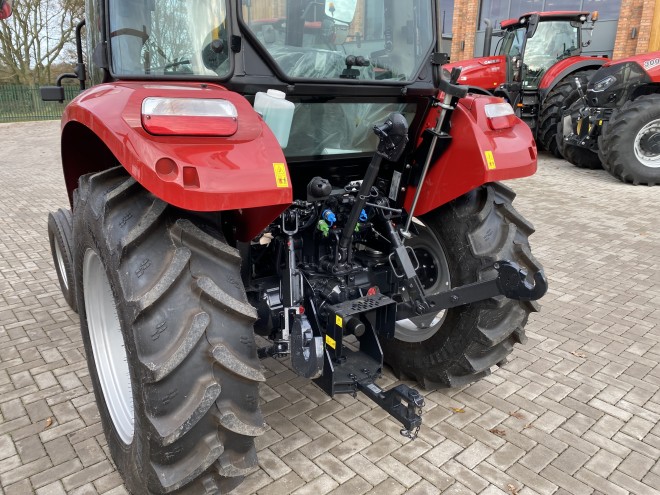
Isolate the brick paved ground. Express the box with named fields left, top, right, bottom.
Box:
left=1, top=120, right=659, bottom=495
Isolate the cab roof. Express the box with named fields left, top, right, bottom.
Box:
left=500, top=11, right=591, bottom=29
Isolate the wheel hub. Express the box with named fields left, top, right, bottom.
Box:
left=634, top=119, right=660, bottom=168
left=640, top=131, right=660, bottom=154
left=83, top=249, right=134, bottom=444
left=395, top=220, right=450, bottom=343
left=413, top=248, right=438, bottom=291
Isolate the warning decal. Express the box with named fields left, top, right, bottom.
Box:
left=273, top=163, right=289, bottom=188
left=325, top=335, right=336, bottom=349
left=485, top=150, right=497, bottom=170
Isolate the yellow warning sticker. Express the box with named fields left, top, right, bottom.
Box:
left=325, top=335, right=336, bottom=349
left=273, top=163, right=289, bottom=188
left=335, top=315, right=343, bottom=327
left=485, top=150, right=496, bottom=170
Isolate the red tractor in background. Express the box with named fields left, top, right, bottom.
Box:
left=557, top=52, right=660, bottom=185
left=444, top=11, right=605, bottom=157
left=38, top=0, right=547, bottom=493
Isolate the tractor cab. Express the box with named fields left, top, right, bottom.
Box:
left=67, top=0, right=440, bottom=191
left=500, top=12, right=588, bottom=90
left=446, top=11, right=595, bottom=100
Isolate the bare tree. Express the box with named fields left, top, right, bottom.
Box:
left=0, top=0, right=84, bottom=85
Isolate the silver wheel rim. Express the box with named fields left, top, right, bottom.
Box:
left=634, top=118, right=660, bottom=168
left=395, top=219, right=451, bottom=343
left=83, top=249, right=134, bottom=444
left=54, top=239, right=68, bottom=291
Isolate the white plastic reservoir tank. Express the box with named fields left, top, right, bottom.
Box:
left=254, top=89, right=295, bottom=148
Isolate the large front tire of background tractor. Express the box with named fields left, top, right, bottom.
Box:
left=383, top=183, right=541, bottom=389
left=599, top=94, right=660, bottom=185
left=74, top=167, right=265, bottom=494
left=555, top=93, right=602, bottom=170
left=538, top=70, right=596, bottom=157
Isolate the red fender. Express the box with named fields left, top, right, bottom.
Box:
left=404, top=95, right=537, bottom=214
left=538, top=56, right=606, bottom=91
left=61, top=81, right=292, bottom=241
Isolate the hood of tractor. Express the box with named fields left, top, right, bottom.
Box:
left=441, top=56, right=507, bottom=90
left=586, top=55, right=657, bottom=108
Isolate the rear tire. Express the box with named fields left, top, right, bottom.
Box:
left=555, top=94, right=602, bottom=170
left=599, top=94, right=660, bottom=185
left=48, top=208, right=77, bottom=312
left=538, top=70, right=596, bottom=157
left=383, top=183, right=541, bottom=389
left=74, top=167, right=265, bottom=494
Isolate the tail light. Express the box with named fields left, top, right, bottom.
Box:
left=141, top=97, right=238, bottom=136
left=484, top=102, right=517, bottom=130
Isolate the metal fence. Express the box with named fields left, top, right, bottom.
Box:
left=0, top=85, right=80, bottom=123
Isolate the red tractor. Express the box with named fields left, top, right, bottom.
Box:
left=557, top=52, right=660, bottom=185
left=444, top=11, right=605, bottom=157
left=40, top=1, right=547, bottom=493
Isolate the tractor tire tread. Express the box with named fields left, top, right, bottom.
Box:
left=538, top=70, right=596, bottom=157
left=75, top=166, right=263, bottom=495
left=599, top=94, right=660, bottom=185
left=383, top=183, right=541, bottom=390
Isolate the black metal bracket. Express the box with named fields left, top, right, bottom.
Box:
left=397, top=260, right=548, bottom=320
left=357, top=381, right=424, bottom=434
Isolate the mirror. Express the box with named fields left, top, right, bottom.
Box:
left=526, top=14, right=540, bottom=39
left=325, top=0, right=357, bottom=24
left=0, top=0, right=12, bottom=20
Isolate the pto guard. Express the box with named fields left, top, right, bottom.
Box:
left=404, top=95, right=537, bottom=214
left=61, top=82, right=292, bottom=241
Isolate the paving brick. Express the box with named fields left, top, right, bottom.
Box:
left=15, top=434, right=47, bottom=463
left=519, top=444, right=559, bottom=473
left=455, top=441, right=494, bottom=469
left=298, top=432, right=341, bottom=460
left=61, top=460, right=114, bottom=491
left=539, top=465, right=593, bottom=495
left=315, top=452, right=356, bottom=484
left=0, top=434, right=17, bottom=461
left=376, top=456, right=421, bottom=488
left=35, top=481, right=67, bottom=495
left=506, top=464, right=557, bottom=495
left=282, top=450, right=324, bottom=482
left=344, top=453, right=388, bottom=487
left=441, top=460, right=489, bottom=493
left=575, top=468, right=628, bottom=495
left=617, top=451, right=655, bottom=480
left=327, top=475, right=371, bottom=495
left=4, top=479, right=33, bottom=495
left=259, top=448, right=292, bottom=479
left=367, top=478, right=406, bottom=495
left=550, top=446, right=591, bottom=476
left=291, top=474, right=339, bottom=495
left=257, top=472, right=305, bottom=495
left=610, top=470, right=658, bottom=495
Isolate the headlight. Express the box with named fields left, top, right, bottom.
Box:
left=590, top=75, right=617, bottom=92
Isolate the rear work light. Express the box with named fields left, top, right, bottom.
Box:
left=484, top=102, right=517, bottom=130
left=141, top=97, right=238, bottom=136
